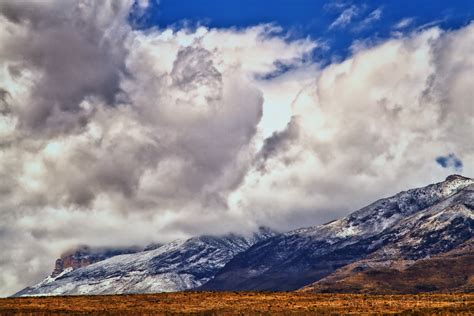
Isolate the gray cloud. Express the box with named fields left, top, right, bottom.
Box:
left=256, top=117, right=300, bottom=172
left=0, top=87, right=11, bottom=114
left=0, top=0, right=131, bottom=134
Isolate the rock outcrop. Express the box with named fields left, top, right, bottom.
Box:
left=51, top=246, right=142, bottom=277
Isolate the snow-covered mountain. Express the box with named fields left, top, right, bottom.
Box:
left=201, top=175, right=474, bottom=291
left=14, top=228, right=275, bottom=296
left=15, top=175, right=473, bottom=295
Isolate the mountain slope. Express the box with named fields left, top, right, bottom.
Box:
left=14, top=228, right=275, bottom=296
left=14, top=175, right=473, bottom=296
left=300, top=237, right=474, bottom=294
left=201, top=175, right=474, bottom=291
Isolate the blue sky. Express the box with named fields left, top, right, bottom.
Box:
left=133, top=0, right=473, bottom=63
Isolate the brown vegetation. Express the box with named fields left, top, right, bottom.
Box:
left=1, top=292, right=473, bottom=315
left=302, top=238, right=474, bottom=294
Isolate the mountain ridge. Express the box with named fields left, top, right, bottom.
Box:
left=14, top=175, right=474, bottom=296
left=200, top=175, right=473, bottom=291
left=14, top=228, right=276, bottom=296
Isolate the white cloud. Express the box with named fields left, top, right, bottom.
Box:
left=230, top=24, right=474, bottom=231
left=354, top=7, right=383, bottom=32
left=394, top=17, right=415, bottom=29
left=329, top=5, right=359, bottom=29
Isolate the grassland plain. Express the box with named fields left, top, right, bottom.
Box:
left=0, top=292, right=473, bottom=315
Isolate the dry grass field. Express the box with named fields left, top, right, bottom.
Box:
left=0, top=292, right=473, bottom=315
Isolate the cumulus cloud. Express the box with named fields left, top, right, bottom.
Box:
left=0, top=0, right=316, bottom=296
left=228, top=23, right=474, bottom=231
left=0, top=0, right=472, bottom=297
left=0, top=0, right=133, bottom=133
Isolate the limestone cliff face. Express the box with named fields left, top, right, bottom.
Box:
left=51, top=246, right=142, bottom=277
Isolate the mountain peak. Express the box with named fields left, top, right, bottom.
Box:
left=445, top=174, right=472, bottom=182
left=441, top=174, right=473, bottom=196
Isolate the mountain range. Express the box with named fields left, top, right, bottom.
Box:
left=14, top=175, right=474, bottom=296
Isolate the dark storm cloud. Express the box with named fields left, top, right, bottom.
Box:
left=0, top=0, right=130, bottom=133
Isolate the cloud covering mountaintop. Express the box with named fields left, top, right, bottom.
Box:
left=0, top=0, right=472, bottom=296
